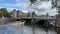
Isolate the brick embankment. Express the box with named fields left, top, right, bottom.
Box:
left=0, top=18, right=13, bottom=24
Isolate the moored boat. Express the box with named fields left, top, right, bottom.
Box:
left=12, top=21, right=24, bottom=25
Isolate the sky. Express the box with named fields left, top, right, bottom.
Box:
left=0, top=0, right=29, bottom=10
left=0, top=0, right=58, bottom=16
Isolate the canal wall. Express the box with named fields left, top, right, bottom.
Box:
left=0, top=18, right=13, bottom=24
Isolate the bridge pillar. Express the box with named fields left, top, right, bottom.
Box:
left=31, top=19, right=34, bottom=24
left=31, top=18, right=37, bottom=24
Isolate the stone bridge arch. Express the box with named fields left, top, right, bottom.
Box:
left=35, top=19, right=50, bottom=26
left=34, top=19, right=56, bottom=27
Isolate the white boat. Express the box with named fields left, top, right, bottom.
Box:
left=12, top=21, right=24, bottom=25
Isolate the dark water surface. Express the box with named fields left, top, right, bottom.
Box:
left=0, top=23, right=57, bottom=34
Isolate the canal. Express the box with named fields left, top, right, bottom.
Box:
left=0, top=23, right=57, bottom=34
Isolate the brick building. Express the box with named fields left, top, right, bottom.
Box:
left=10, top=10, right=23, bottom=18
left=27, top=12, right=32, bottom=17
left=17, top=10, right=23, bottom=18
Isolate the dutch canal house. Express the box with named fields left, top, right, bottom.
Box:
left=27, top=12, right=32, bottom=17
left=10, top=10, right=23, bottom=18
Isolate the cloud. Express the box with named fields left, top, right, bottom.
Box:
left=0, top=0, right=30, bottom=13
left=38, top=1, right=52, bottom=9
left=48, top=8, right=58, bottom=16
left=21, top=10, right=28, bottom=13
left=0, top=0, right=57, bottom=16
left=0, top=0, right=29, bottom=10
left=27, top=0, right=57, bottom=16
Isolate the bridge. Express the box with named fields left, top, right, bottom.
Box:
left=0, top=17, right=56, bottom=27
left=14, top=17, right=56, bottom=27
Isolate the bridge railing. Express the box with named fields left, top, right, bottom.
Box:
left=19, top=17, right=56, bottom=19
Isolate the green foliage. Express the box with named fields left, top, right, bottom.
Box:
left=30, top=0, right=37, bottom=4
left=12, top=9, right=16, bottom=12
left=0, top=8, right=9, bottom=17
left=32, top=11, right=37, bottom=17
left=0, top=11, right=2, bottom=17
left=57, top=6, right=60, bottom=8
left=30, top=0, right=49, bottom=4
left=29, top=0, right=57, bottom=8
left=51, top=0, right=57, bottom=8
left=46, top=13, right=49, bottom=17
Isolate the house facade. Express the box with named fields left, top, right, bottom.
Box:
left=10, top=10, right=23, bottom=18
left=27, top=12, right=32, bottom=17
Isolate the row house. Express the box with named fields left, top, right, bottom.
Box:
left=27, top=12, right=32, bottom=17
left=10, top=10, right=23, bottom=18
left=10, top=10, right=35, bottom=18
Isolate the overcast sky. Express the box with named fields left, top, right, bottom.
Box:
left=0, top=0, right=58, bottom=16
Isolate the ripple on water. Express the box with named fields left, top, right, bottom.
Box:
left=0, top=23, right=57, bottom=34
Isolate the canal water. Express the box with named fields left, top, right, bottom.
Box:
left=0, top=23, right=57, bottom=34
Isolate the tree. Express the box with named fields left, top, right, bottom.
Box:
left=29, top=0, right=57, bottom=8
left=29, top=0, right=50, bottom=34
left=12, top=9, right=16, bottom=12
left=30, top=0, right=37, bottom=4
left=46, top=13, right=49, bottom=17
left=32, top=11, right=37, bottom=17
left=32, top=11, right=35, bottom=17
left=29, top=0, right=58, bottom=34
left=0, top=8, right=9, bottom=17
left=51, top=0, right=57, bottom=8
left=30, top=0, right=49, bottom=4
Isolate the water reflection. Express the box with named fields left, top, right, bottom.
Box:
left=0, top=23, right=57, bottom=34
